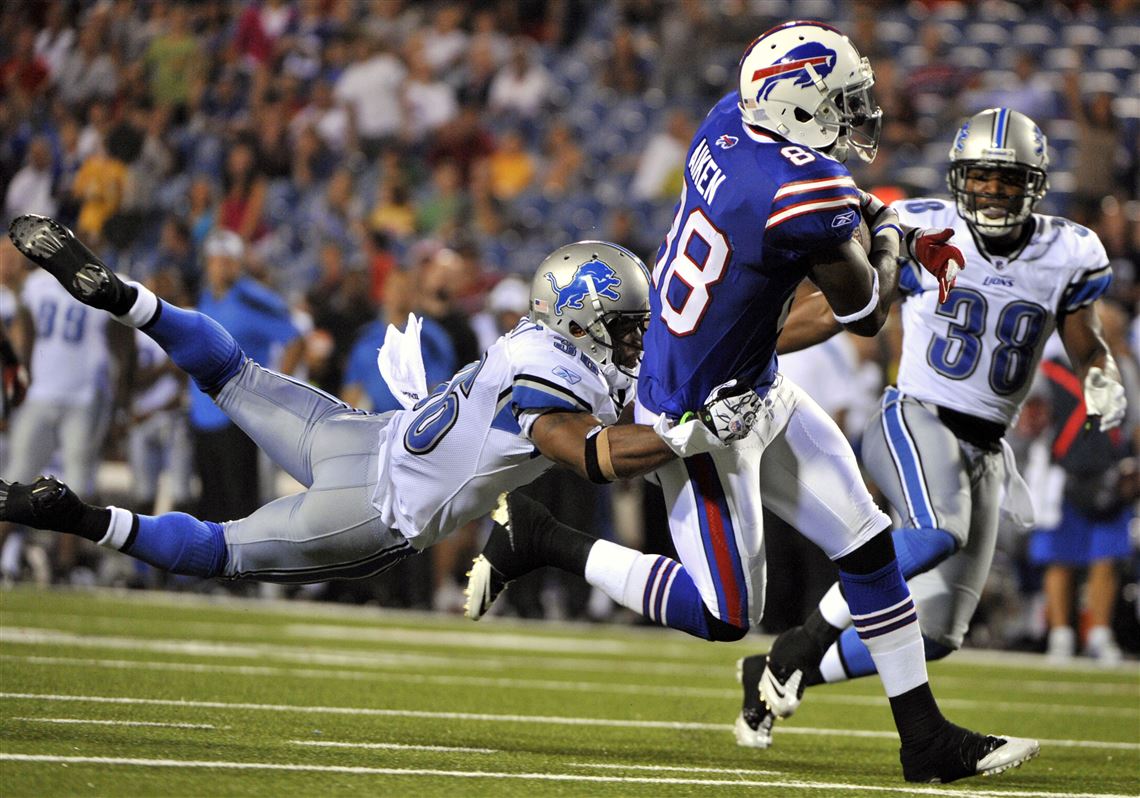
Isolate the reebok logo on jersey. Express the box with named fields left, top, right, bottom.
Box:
left=545, top=259, right=622, bottom=316
left=983, top=276, right=1014, bottom=287
left=552, top=365, right=582, bottom=384
left=716, top=134, right=738, bottom=149
left=831, top=209, right=857, bottom=228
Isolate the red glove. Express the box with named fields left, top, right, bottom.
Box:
left=909, top=228, right=964, bottom=304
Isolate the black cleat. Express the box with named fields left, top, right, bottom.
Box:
left=758, top=625, right=823, bottom=718
left=0, top=476, right=84, bottom=530
left=734, top=654, right=776, bottom=748
left=8, top=215, right=132, bottom=313
left=464, top=492, right=549, bottom=620
left=900, top=721, right=1039, bottom=783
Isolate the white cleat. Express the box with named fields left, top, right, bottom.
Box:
left=758, top=663, right=804, bottom=719
left=464, top=554, right=497, bottom=621
left=977, top=736, right=1040, bottom=778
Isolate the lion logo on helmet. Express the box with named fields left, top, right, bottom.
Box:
left=545, top=259, right=623, bottom=316
left=750, top=42, right=836, bottom=100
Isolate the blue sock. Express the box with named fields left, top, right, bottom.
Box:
left=143, top=301, right=244, bottom=394
left=891, top=527, right=957, bottom=579
left=124, top=513, right=228, bottom=577
left=836, top=627, right=955, bottom=678
left=657, top=563, right=746, bottom=641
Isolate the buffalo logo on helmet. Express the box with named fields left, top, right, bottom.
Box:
left=750, top=42, right=836, bottom=100
left=545, top=259, right=623, bottom=316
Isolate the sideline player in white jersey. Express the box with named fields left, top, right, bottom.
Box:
left=0, top=219, right=754, bottom=585
left=736, top=108, right=1126, bottom=749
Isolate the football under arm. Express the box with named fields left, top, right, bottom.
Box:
left=807, top=233, right=901, bottom=337
left=529, top=410, right=675, bottom=482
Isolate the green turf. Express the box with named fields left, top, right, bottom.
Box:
left=1, top=587, right=1137, bottom=797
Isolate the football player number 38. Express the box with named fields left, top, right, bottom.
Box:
left=653, top=207, right=731, bottom=336
left=927, top=288, right=1047, bottom=395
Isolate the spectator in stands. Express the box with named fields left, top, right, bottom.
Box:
left=4, top=136, right=56, bottom=220
left=488, top=40, right=551, bottom=122
left=402, top=48, right=459, bottom=144
left=189, top=230, right=303, bottom=525
left=416, top=245, right=480, bottom=366
left=289, top=78, right=351, bottom=154
left=2, top=28, right=51, bottom=111
left=218, top=139, right=268, bottom=245
left=420, top=3, right=469, bottom=74
left=33, top=3, right=73, bottom=81
left=487, top=129, right=536, bottom=201
left=416, top=159, right=468, bottom=238
left=233, top=0, right=296, bottom=72
left=964, top=50, right=1057, bottom=123
left=1064, top=70, right=1124, bottom=217
left=630, top=109, right=692, bottom=202
left=71, top=139, right=128, bottom=243
left=602, top=25, right=650, bottom=96
left=55, top=23, right=118, bottom=108
left=144, top=4, right=201, bottom=113
left=425, top=104, right=495, bottom=188
left=369, top=179, right=417, bottom=243
left=334, top=33, right=406, bottom=159
left=540, top=120, right=584, bottom=197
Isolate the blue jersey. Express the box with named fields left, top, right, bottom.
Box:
left=639, top=93, right=862, bottom=418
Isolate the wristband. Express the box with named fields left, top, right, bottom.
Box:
left=872, top=222, right=903, bottom=239
left=832, top=270, right=880, bottom=324
left=597, top=426, right=617, bottom=481
left=583, top=427, right=612, bottom=484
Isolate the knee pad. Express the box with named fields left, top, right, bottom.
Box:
left=702, top=605, right=749, bottom=641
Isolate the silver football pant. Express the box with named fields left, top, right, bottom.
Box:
left=212, top=360, right=412, bottom=582
left=862, top=388, right=1004, bottom=649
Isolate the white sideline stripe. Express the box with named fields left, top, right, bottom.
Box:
left=5, top=653, right=1135, bottom=719
left=2, top=693, right=1135, bottom=752
left=0, top=754, right=1129, bottom=798
left=290, top=740, right=497, bottom=754
left=13, top=717, right=217, bottom=730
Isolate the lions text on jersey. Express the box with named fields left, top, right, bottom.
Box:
left=893, top=199, right=1111, bottom=426
left=640, top=93, right=863, bottom=418
left=379, top=320, right=622, bottom=549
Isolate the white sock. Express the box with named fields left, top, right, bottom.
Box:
left=98, top=507, right=135, bottom=550
left=819, top=582, right=851, bottom=628
left=1086, top=625, right=1114, bottom=651
left=584, top=539, right=676, bottom=618
left=113, top=281, right=159, bottom=328
left=862, top=622, right=927, bottom=698
left=819, top=643, right=849, bottom=684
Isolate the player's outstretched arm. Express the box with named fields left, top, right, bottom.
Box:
left=530, top=411, right=675, bottom=482
left=1059, top=301, right=1126, bottom=430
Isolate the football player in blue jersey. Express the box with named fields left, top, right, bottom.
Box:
left=735, top=107, right=1126, bottom=753
left=464, top=21, right=1036, bottom=783
left=0, top=221, right=757, bottom=590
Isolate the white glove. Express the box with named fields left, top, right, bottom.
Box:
left=1084, top=366, right=1126, bottom=431
left=695, top=379, right=762, bottom=443
left=653, top=414, right=726, bottom=458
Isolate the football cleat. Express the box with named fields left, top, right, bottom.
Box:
left=8, top=215, right=131, bottom=313
left=757, top=626, right=821, bottom=718
left=734, top=654, right=776, bottom=749
left=0, top=476, right=82, bottom=530
left=900, top=722, right=1039, bottom=783
left=463, top=492, right=549, bottom=620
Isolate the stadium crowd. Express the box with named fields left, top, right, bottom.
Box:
left=1, top=0, right=1138, bottom=662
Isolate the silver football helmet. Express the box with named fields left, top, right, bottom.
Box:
left=738, top=21, right=882, bottom=163
left=947, top=108, right=1049, bottom=237
left=529, top=241, right=651, bottom=390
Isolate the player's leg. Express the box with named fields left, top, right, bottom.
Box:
left=0, top=409, right=410, bottom=581
left=9, top=214, right=352, bottom=487
left=773, top=390, right=975, bottom=676
left=465, top=478, right=755, bottom=642
left=0, top=400, right=61, bottom=581
left=745, top=379, right=1035, bottom=781
left=815, top=457, right=1003, bottom=685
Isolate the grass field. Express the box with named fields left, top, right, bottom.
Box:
left=0, top=587, right=1136, bottom=797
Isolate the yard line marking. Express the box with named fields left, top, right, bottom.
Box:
left=0, top=628, right=712, bottom=678
left=289, top=740, right=498, bottom=754
left=0, top=754, right=1130, bottom=798
left=568, top=762, right=783, bottom=775
left=5, top=653, right=1135, bottom=719
left=2, top=692, right=1135, bottom=752
left=12, top=717, right=217, bottom=729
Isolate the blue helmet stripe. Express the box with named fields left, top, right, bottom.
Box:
left=993, top=108, right=1009, bottom=148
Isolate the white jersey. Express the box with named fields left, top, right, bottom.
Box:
left=377, top=320, right=624, bottom=548
left=131, top=332, right=182, bottom=417
left=892, top=198, right=1111, bottom=427
left=21, top=270, right=112, bottom=406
